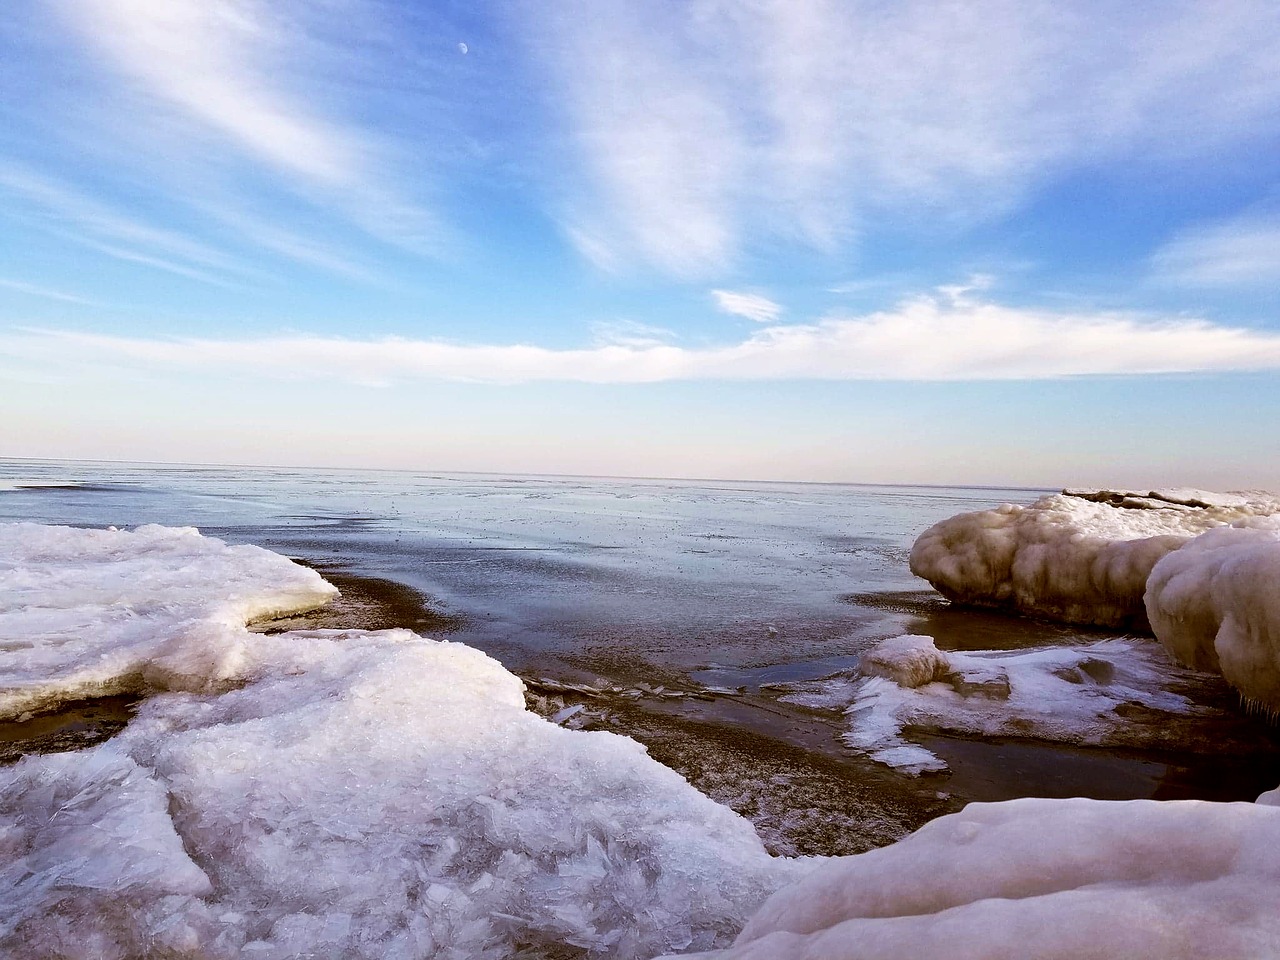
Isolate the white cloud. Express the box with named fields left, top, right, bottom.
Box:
left=58, top=0, right=360, bottom=187
left=1151, top=215, right=1280, bottom=286
left=0, top=161, right=375, bottom=286
left=711, top=289, right=782, bottom=323
left=8, top=294, right=1280, bottom=385
left=535, top=2, right=741, bottom=276
left=590, top=319, right=679, bottom=348
left=524, top=0, right=1280, bottom=275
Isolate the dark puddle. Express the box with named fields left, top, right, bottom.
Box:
left=842, top=589, right=1115, bottom=651
left=0, top=696, right=139, bottom=765
left=917, top=733, right=1280, bottom=804
left=835, top=590, right=1280, bottom=804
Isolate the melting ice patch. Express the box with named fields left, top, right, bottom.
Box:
left=0, top=524, right=800, bottom=959
left=780, top=635, right=1212, bottom=774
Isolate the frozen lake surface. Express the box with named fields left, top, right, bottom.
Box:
left=3, top=459, right=1278, bottom=854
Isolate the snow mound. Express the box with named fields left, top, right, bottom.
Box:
left=780, top=635, right=1209, bottom=774
left=1146, top=516, right=1280, bottom=713
left=0, top=524, right=801, bottom=959
left=0, top=522, right=337, bottom=719
left=909, top=490, right=1277, bottom=629
left=662, top=795, right=1280, bottom=960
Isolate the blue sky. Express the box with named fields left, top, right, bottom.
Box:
left=2, top=0, right=1280, bottom=488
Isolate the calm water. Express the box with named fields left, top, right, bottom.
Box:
left=4, top=458, right=1278, bottom=853
left=0, top=459, right=1042, bottom=674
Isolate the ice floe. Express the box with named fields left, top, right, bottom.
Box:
left=663, top=794, right=1280, bottom=960
left=0, top=522, right=337, bottom=719
left=780, top=634, right=1219, bottom=774
left=1146, top=516, right=1280, bottom=714
left=909, top=488, right=1279, bottom=629
left=0, top=524, right=801, bottom=958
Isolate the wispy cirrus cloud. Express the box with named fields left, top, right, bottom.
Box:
left=0, top=278, right=97, bottom=307
left=30, top=0, right=446, bottom=263
left=535, top=2, right=741, bottom=277
left=0, top=164, right=246, bottom=283
left=57, top=0, right=361, bottom=188
left=8, top=294, right=1280, bottom=385
left=1151, top=214, right=1280, bottom=286
left=524, top=0, right=1280, bottom=276
left=711, top=290, right=782, bottom=324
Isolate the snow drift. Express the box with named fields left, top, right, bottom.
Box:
left=0, top=523, right=801, bottom=959
left=908, top=489, right=1277, bottom=629
left=662, top=794, right=1280, bottom=960
left=1146, top=516, right=1280, bottom=713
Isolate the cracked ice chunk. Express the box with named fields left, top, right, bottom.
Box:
left=5, top=631, right=803, bottom=958
left=0, top=747, right=212, bottom=953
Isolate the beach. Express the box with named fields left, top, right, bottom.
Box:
left=4, top=459, right=1278, bottom=858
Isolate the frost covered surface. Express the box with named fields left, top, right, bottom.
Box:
left=780, top=635, right=1211, bottom=774
left=909, top=489, right=1279, bottom=628
left=1146, top=516, right=1280, bottom=712
left=664, top=795, right=1280, bottom=960
left=0, top=524, right=800, bottom=959
left=0, top=522, right=338, bottom=719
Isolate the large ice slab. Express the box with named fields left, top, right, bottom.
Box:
left=662, top=794, right=1280, bottom=960
left=3, top=630, right=800, bottom=959
left=0, top=524, right=801, bottom=959
left=1146, top=516, right=1280, bottom=713
left=0, top=522, right=338, bottom=719
left=909, top=489, right=1278, bottom=629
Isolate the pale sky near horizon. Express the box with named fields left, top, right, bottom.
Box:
left=2, top=1, right=1280, bottom=490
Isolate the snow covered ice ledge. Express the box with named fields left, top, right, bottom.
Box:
left=0, top=521, right=338, bottom=719
left=909, top=488, right=1278, bottom=630
left=908, top=488, right=1280, bottom=714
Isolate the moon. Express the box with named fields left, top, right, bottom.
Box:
left=458, top=41, right=468, bottom=55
